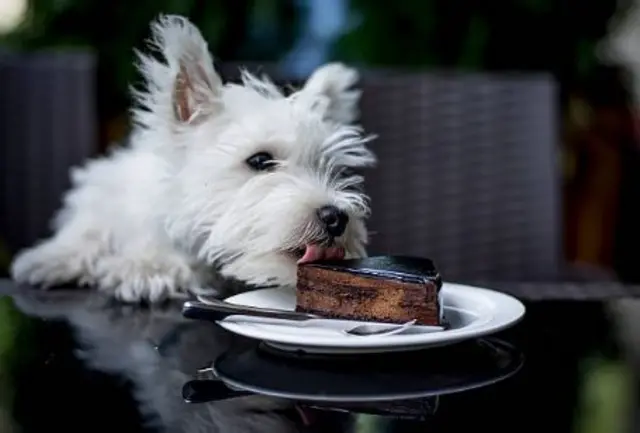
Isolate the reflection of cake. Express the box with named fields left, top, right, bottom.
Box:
left=295, top=256, right=443, bottom=326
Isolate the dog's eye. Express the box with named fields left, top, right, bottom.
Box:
left=246, top=152, right=276, bottom=171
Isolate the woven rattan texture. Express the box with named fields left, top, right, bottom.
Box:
left=0, top=52, right=98, bottom=253
left=358, top=72, right=561, bottom=283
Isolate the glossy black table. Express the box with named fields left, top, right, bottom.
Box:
left=0, top=279, right=619, bottom=433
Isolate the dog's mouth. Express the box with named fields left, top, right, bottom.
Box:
left=289, top=244, right=345, bottom=264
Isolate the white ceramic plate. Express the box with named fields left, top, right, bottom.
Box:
left=216, top=283, right=525, bottom=354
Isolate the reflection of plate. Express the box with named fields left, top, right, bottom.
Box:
left=211, top=338, right=523, bottom=403
left=215, top=284, right=526, bottom=354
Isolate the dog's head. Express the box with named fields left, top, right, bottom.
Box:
left=132, top=15, right=377, bottom=288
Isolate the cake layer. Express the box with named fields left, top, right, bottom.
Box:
left=296, top=256, right=442, bottom=326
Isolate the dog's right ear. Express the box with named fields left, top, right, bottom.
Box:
left=300, top=63, right=361, bottom=125
left=132, top=15, right=224, bottom=130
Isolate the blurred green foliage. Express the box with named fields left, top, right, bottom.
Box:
left=0, top=0, right=302, bottom=117
left=334, top=0, right=622, bottom=95
left=574, top=356, right=632, bottom=433
left=0, top=0, right=623, bottom=113
left=0, top=297, right=33, bottom=428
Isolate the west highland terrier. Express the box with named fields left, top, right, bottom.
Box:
left=10, top=15, right=377, bottom=303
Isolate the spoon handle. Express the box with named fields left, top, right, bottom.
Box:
left=182, top=300, right=319, bottom=323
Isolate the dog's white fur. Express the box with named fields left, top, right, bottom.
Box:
left=10, top=15, right=376, bottom=303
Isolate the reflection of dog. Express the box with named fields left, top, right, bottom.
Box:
left=11, top=14, right=376, bottom=303
left=11, top=291, right=304, bottom=433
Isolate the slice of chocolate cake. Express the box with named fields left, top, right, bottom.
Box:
left=296, top=256, right=443, bottom=326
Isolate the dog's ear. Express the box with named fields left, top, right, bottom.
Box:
left=132, top=15, right=223, bottom=130
left=301, top=63, right=361, bottom=124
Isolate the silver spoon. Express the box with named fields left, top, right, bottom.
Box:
left=342, top=320, right=417, bottom=336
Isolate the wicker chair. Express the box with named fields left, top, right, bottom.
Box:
left=359, top=72, right=561, bottom=279
left=356, top=70, right=640, bottom=300
left=0, top=51, right=98, bottom=256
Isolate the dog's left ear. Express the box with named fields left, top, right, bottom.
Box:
left=301, top=63, right=361, bottom=124
left=133, top=15, right=224, bottom=130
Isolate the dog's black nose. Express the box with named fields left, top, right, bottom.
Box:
left=317, top=205, right=349, bottom=237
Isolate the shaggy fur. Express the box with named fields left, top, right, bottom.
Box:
left=10, top=15, right=377, bottom=303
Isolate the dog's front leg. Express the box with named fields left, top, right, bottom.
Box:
left=11, top=226, right=109, bottom=289
left=93, top=244, right=205, bottom=303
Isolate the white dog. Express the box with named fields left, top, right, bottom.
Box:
left=10, top=14, right=377, bottom=303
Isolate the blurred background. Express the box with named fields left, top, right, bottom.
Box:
left=1, top=0, right=640, bottom=432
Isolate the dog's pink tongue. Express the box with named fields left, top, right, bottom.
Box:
left=297, top=244, right=345, bottom=264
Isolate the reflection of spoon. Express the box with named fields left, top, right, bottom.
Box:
left=183, top=379, right=252, bottom=403
left=183, top=366, right=251, bottom=403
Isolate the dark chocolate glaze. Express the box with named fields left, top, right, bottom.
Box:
left=299, top=256, right=442, bottom=289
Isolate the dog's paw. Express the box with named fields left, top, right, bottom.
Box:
left=11, top=244, right=96, bottom=288
left=94, top=255, right=198, bottom=303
